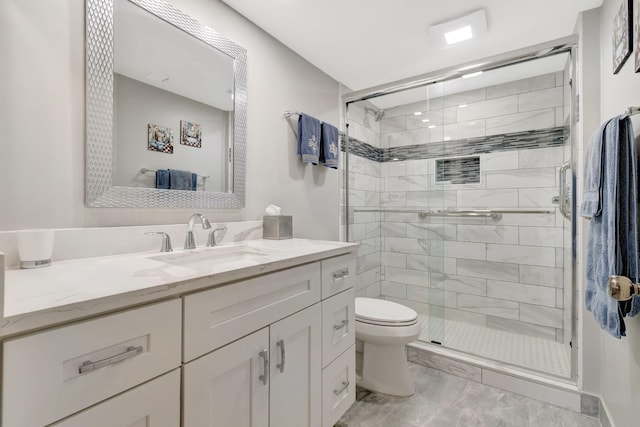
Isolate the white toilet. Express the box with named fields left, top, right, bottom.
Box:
left=355, top=297, right=422, bottom=396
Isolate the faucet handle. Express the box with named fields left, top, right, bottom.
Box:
left=145, top=232, right=173, bottom=252
left=207, top=227, right=227, bottom=247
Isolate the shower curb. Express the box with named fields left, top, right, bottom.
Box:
left=407, top=342, right=610, bottom=424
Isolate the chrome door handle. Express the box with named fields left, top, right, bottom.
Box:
left=276, top=339, right=285, bottom=373
left=559, top=161, right=571, bottom=220
left=259, top=349, right=269, bottom=385
left=79, top=345, right=143, bottom=374
left=333, top=381, right=349, bottom=396
left=333, top=319, right=349, bottom=331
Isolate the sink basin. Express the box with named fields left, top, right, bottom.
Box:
left=150, top=245, right=270, bottom=266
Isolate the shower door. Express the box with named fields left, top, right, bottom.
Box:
left=343, top=49, right=575, bottom=379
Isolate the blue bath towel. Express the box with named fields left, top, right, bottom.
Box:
left=320, top=122, right=339, bottom=169
left=169, top=169, right=196, bottom=191
left=581, top=115, right=639, bottom=338
left=297, top=113, right=320, bottom=164
left=155, top=169, right=170, bottom=189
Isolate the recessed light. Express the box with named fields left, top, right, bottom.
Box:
left=459, top=104, right=467, bottom=108
left=421, top=119, right=430, bottom=123
left=444, top=26, right=472, bottom=45
left=413, top=111, right=423, bottom=116
left=428, top=125, right=436, bottom=129
left=428, top=10, right=487, bottom=49
left=462, top=71, right=483, bottom=79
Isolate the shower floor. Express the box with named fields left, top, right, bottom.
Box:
left=417, top=314, right=571, bottom=378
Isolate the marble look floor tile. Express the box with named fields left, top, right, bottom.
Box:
left=339, top=364, right=600, bottom=427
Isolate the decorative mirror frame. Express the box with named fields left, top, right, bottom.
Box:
left=86, top=0, right=246, bottom=208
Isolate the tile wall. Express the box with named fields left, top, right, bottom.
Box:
left=343, top=72, right=572, bottom=344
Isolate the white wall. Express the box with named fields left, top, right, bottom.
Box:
left=114, top=74, right=227, bottom=191
left=594, top=1, right=640, bottom=425
left=0, top=0, right=341, bottom=241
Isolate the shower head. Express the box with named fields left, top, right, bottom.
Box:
left=365, top=107, right=385, bottom=121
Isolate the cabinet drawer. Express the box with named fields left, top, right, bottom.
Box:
left=321, top=254, right=355, bottom=299
left=322, top=288, right=355, bottom=368
left=184, top=262, right=321, bottom=361
left=2, top=299, right=182, bottom=427
left=322, top=345, right=356, bottom=427
left=51, top=369, right=180, bottom=427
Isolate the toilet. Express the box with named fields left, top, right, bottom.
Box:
left=355, top=297, right=422, bottom=396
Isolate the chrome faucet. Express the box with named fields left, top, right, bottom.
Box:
left=207, top=227, right=227, bottom=247
left=185, top=213, right=212, bottom=249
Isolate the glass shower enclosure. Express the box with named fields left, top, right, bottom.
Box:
left=342, top=40, right=576, bottom=379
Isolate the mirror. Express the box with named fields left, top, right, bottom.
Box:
left=86, top=0, right=247, bottom=208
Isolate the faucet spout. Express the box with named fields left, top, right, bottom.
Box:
left=185, top=213, right=212, bottom=249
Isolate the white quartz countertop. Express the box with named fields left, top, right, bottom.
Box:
left=1, top=238, right=357, bottom=338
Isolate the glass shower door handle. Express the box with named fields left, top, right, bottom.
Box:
left=558, top=161, right=571, bottom=220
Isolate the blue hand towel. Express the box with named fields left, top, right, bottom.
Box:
left=156, top=169, right=170, bottom=189
left=169, top=169, right=196, bottom=191
left=581, top=115, right=639, bottom=338
left=297, top=113, right=320, bottom=164
left=320, top=122, right=339, bottom=169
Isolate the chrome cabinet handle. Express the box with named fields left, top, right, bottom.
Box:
left=559, top=161, right=571, bottom=220
left=333, top=319, right=349, bottom=331
left=276, top=339, right=285, bottom=373
left=259, top=349, right=269, bottom=385
left=333, top=381, right=349, bottom=396
left=332, top=268, right=349, bottom=281
left=79, top=345, right=143, bottom=374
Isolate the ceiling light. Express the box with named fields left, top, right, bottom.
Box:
left=428, top=10, right=487, bottom=48
left=428, top=125, right=436, bottom=129
left=462, top=71, right=483, bottom=79
left=413, top=111, right=423, bottom=116
left=459, top=104, right=467, bottom=108
left=445, top=26, right=472, bottom=45
left=421, top=119, right=430, bottom=123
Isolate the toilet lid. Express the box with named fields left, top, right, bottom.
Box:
left=355, top=297, right=418, bottom=326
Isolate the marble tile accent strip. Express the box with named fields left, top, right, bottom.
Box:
left=407, top=347, right=483, bottom=382
left=342, top=127, right=565, bottom=163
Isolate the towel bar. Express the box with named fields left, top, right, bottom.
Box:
left=608, top=275, right=640, bottom=301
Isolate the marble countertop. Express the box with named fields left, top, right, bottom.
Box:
left=0, top=238, right=357, bottom=338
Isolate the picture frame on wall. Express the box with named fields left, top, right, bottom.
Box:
left=636, top=0, right=640, bottom=72
left=180, top=120, right=202, bottom=148
left=613, top=0, right=633, bottom=74
left=147, top=123, right=174, bottom=154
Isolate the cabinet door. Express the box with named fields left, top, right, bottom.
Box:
left=270, top=304, right=322, bottom=427
left=51, top=370, right=180, bottom=427
left=183, top=328, right=269, bottom=427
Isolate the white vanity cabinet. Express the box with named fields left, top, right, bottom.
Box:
left=1, top=299, right=182, bottom=427
left=0, top=247, right=357, bottom=427
left=183, top=304, right=322, bottom=427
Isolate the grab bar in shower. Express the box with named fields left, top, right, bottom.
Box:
left=353, top=208, right=554, bottom=220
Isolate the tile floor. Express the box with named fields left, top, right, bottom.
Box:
left=417, top=314, right=571, bottom=378
left=338, top=363, right=600, bottom=427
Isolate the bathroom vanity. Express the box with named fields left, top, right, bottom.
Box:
left=0, top=238, right=357, bottom=427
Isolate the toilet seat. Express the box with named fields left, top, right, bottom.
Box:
left=355, top=298, right=418, bottom=327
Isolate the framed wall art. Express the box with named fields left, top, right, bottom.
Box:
left=148, top=123, right=174, bottom=154
left=180, top=120, right=202, bottom=148
left=613, top=0, right=633, bottom=74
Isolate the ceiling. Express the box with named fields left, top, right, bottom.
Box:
left=220, top=0, right=603, bottom=92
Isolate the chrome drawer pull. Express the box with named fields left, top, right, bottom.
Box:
left=79, top=345, right=143, bottom=374
left=332, top=268, right=349, bottom=281
left=259, top=349, right=269, bottom=385
left=333, top=319, right=349, bottom=331
left=276, top=339, right=286, bottom=373
left=333, top=381, right=349, bottom=396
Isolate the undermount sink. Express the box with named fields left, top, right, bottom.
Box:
left=150, top=245, right=270, bottom=266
